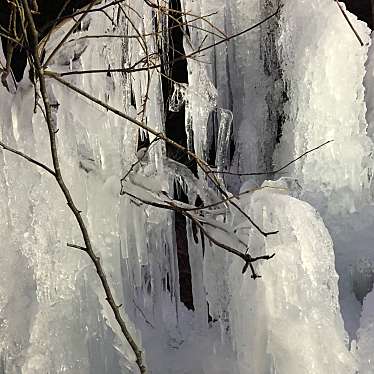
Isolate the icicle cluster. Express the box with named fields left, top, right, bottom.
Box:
left=2, top=0, right=374, bottom=373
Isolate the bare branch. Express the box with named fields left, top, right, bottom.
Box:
left=67, top=242, right=87, bottom=251
left=0, top=140, right=56, bottom=176
left=53, top=4, right=282, bottom=77
left=210, top=140, right=334, bottom=176
left=42, top=0, right=101, bottom=67
left=121, top=137, right=160, bottom=183
left=122, top=189, right=275, bottom=279
left=46, top=72, right=275, bottom=237
left=334, top=0, right=364, bottom=46
left=20, top=1, right=146, bottom=372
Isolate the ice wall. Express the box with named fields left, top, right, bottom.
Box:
left=0, top=9, right=140, bottom=373
left=226, top=186, right=357, bottom=374
left=274, top=0, right=374, bottom=365
left=0, top=1, right=236, bottom=373
left=274, top=0, right=372, bottom=216
left=182, top=0, right=279, bottom=190
left=2, top=0, right=374, bottom=373
left=357, top=288, right=374, bottom=373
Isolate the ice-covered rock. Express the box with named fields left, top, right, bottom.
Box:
left=274, top=0, right=373, bottom=216
left=273, top=0, right=374, bottom=353
left=227, top=187, right=357, bottom=374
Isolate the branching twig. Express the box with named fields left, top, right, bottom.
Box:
left=121, top=189, right=275, bottom=279
left=209, top=140, right=334, bottom=176
left=20, top=1, right=146, bottom=372
left=45, top=72, right=275, bottom=237
left=121, top=137, right=160, bottom=183
left=0, top=140, right=56, bottom=175
left=53, top=4, right=282, bottom=77
left=67, top=242, right=87, bottom=251
left=42, top=0, right=101, bottom=67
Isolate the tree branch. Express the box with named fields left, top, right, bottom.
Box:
left=210, top=140, right=334, bottom=176
left=20, top=1, right=146, bottom=372
left=46, top=72, right=274, bottom=237
left=0, top=140, right=56, bottom=176
left=53, top=4, right=282, bottom=77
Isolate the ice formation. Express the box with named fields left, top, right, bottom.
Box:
left=1, top=0, right=374, bottom=373
left=227, top=186, right=357, bottom=373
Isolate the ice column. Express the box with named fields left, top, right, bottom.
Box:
left=227, top=187, right=357, bottom=374
left=274, top=0, right=372, bottom=215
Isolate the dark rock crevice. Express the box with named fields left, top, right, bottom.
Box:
left=158, top=0, right=195, bottom=311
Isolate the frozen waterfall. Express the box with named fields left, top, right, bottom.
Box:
left=1, top=0, right=374, bottom=373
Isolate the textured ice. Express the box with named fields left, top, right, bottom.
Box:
left=2, top=0, right=374, bottom=373
left=273, top=0, right=374, bottom=355
left=226, top=186, right=357, bottom=374
left=357, top=288, right=374, bottom=373
left=215, top=109, right=233, bottom=185
left=274, top=0, right=373, bottom=215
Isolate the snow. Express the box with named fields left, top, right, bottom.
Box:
left=2, top=0, right=374, bottom=373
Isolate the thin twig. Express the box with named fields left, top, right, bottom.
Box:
left=67, top=242, right=87, bottom=251
left=122, top=188, right=275, bottom=279
left=43, top=0, right=101, bottom=67
left=184, top=186, right=287, bottom=212
left=210, top=140, right=334, bottom=176
left=46, top=72, right=275, bottom=237
left=54, top=4, right=281, bottom=77
left=0, top=140, right=56, bottom=175
left=132, top=299, right=155, bottom=329
left=121, top=137, right=160, bottom=183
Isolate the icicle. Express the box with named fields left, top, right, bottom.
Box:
left=215, top=108, right=233, bottom=184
